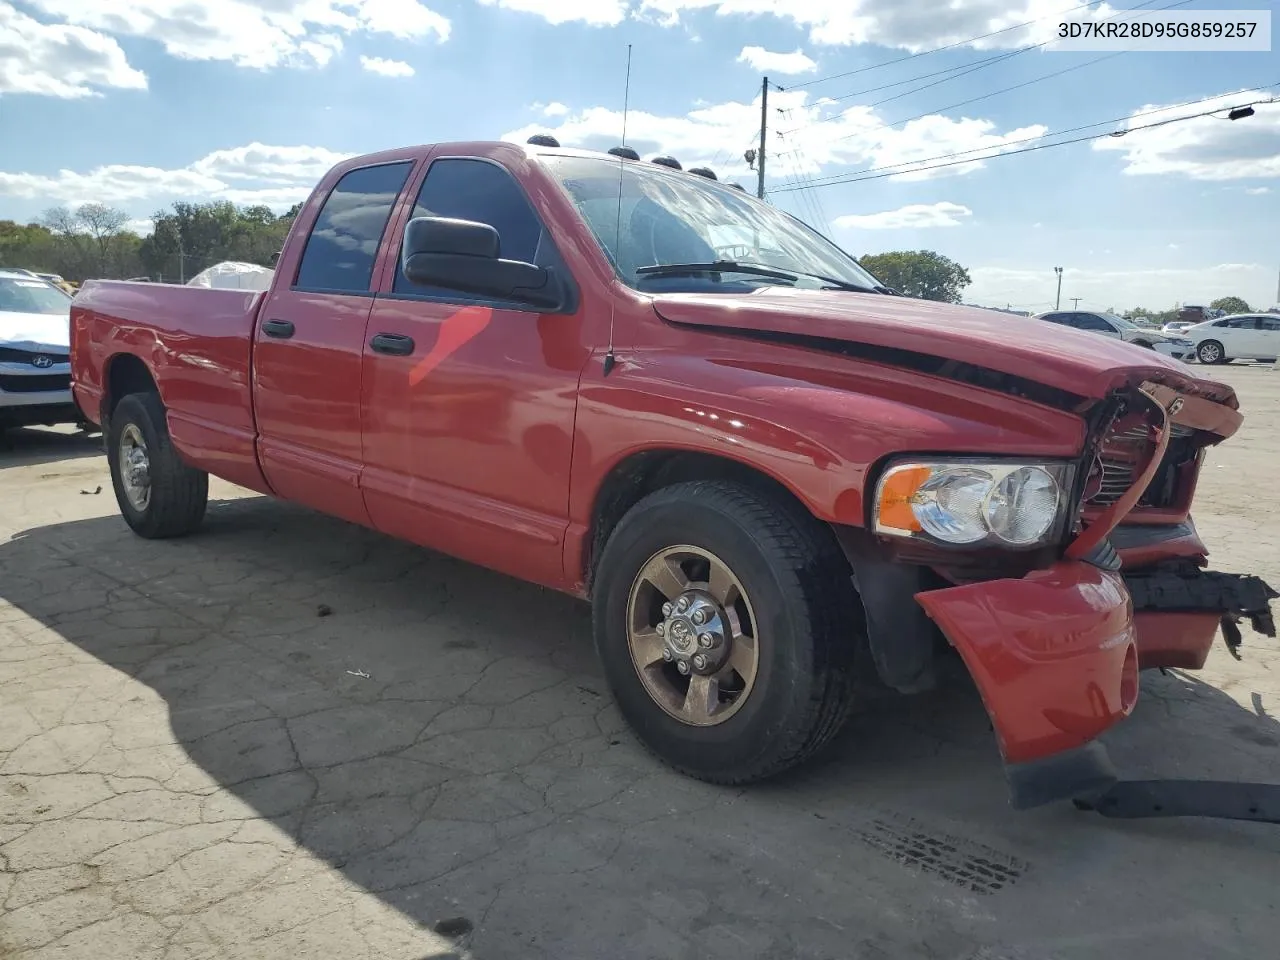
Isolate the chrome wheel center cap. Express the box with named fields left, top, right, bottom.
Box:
left=658, top=590, right=730, bottom=675
left=667, top=618, right=695, bottom=652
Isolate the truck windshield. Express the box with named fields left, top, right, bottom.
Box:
left=0, top=276, right=72, bottom=315
left=541, top=154, right=883, bottom=293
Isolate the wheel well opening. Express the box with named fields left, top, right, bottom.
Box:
left=104, top=354, right=158, bottom=423
left=584, top=450, right=817, bottom=594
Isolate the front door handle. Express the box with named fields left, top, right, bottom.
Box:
left=262, top=319, right=295, bottom=339
left=370, top=333, right=415, bottom=356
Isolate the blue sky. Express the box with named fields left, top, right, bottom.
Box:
left=1, top=0, right=1276, bottom=311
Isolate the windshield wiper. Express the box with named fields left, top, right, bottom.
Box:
left=794, top=271, right=888, bottom=294
left=634, top=261, right=889, bottom=295
left=635, top=261, right=800, bottom=283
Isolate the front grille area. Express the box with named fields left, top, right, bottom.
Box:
left=0, top=347, right=68, bottom=364
left=1085, top=416, right=1196, bottom=509
left=0, top=373, right=71, bottom=394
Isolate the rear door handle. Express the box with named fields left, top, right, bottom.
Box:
left=262, top=319, right=295, bottom=339
left=370, top=333, right=415, bottom=356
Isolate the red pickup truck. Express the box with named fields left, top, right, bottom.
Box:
left=70, top=138, right=1276, bottom=814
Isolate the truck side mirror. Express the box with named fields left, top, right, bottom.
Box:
left=401, top=216, right=562, bottom=309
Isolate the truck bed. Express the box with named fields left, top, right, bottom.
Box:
left=71, top=279, right=269, bottom=492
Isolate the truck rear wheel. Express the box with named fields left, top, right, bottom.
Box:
left=107, top=392, right=208, bottom=539
left=592, top=480, right=861, bottom=784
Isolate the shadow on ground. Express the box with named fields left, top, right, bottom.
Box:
left=0, top=426, right=103, bottom=469
left=4, top=497, right=1280, bottom=959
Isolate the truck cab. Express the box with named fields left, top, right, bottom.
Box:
left=69, top=139, right=1276, bottom=812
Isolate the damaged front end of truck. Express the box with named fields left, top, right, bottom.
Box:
left=843, top=371, right=1280, bottom=823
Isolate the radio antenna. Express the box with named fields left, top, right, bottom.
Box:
left=602, top=42, right=632, bottom=377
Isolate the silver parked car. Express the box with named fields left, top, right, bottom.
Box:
left=1032, top=309, right=1195, bottom=361
left=0, top=269, right=80, bottom=431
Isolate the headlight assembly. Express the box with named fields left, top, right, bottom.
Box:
left=873, top=459, right=1074, bottom=549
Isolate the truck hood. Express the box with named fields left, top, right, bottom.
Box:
left=0, top=310, right=70, bottom=350
left=650, top=288, right=1229, bottom=406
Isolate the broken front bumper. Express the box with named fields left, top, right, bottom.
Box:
left=916, top=557, right=1277, bottom=810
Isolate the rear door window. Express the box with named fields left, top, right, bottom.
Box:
left=294, top=161, right=413, bottom=293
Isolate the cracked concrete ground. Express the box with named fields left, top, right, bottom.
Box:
left=2, top=364, right=1280, bottom=960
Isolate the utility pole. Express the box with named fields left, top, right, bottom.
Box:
left=1054, top=266, right=1063, bottom=310
left=1070, top=297, right=1082, bottom=309
left=757, top=76, right=768, bottom=200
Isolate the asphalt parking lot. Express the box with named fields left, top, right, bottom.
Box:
left=3, top=364, right=1280, bottom=960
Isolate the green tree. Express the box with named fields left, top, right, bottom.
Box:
left=1210, top=296, right=1250, bottom=315
left=1124, top=306, right=1179, bottom=325
left=858, top=250, right=971, bottom=303
left=0, top=205, right=142, bottom=282
left=139, top=201, right=296, bottom=282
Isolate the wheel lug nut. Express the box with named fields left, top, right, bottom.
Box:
left=676, top=659, right=690, bottom=675
left=677, top=596, right=690, bottom=611
left=662, top=647, right=674, bottom=661
left=692, top=654, right=708, bottom=671
left=655, top=622, right=665, bottom=636
left=662, top=602, right=673, bottom=617
left=698, top=633, right=713, bottom=648
left=691, top=609, right=705, bottom=625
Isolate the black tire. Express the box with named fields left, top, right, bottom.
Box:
left=106, top=392, right=208, bottom=539
left=1196, top=340, right=1227, bottom=365
left=592, top=480, right=862, bottom=784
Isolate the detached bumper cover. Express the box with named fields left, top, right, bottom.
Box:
left=915, top=561, right=1139, bottom=768
left=917, top=559, right=1279, bottom=812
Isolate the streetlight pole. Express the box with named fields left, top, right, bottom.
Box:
left=1054, top=266, right=1063, bottom=310
left=757, top=76, right=768, bottom=200
left=1070, top=297, right=1082, bottom=310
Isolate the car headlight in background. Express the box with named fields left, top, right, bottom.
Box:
left=873, top=460, right=1074, bottom=548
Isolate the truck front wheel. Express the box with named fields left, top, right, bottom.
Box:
left=592, top=480, right=861, bottom=784
left=107, top=392, right=209, bottom=539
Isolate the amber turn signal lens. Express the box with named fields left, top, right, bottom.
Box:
left=875, top=464, right=932, bottom=533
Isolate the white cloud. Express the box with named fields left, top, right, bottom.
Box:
left=0, top=1, right=147, bottom=98
left=511, top=0, right=1126, bottom=52
left=0, top=143, right=352, bottom=212
left=737, top=46, right=816, bottom=74
left=542, top=101, right=570, bottom=117
left=192, top=143, right=354, bottom=185
left=360, top=55, right=415, bottom=76
left=1245, top=186, right=1271, bottom=195
left=834, top=201, right=972, bottom=230
left=23, top=0, right=449, bottom=70
left=125, top=218, right=155, bottom=237
left=1093, top=90, right=1279, bottom=181
left=502, top=89, right=1046, bottom=182
left=475, top=0, right=628, bottom=26
left=967, top=263, right=1277, bottom=314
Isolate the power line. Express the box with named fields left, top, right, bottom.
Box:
left=770, top=92, right=1278, bottom=193
left=780, top=0, right=1118, bottom=91
left=785, top=84, right=1274, bottom=189
left=807, top=48, right=1031, bottom=108
left=780, top=0, right=1187, bottom=137
left=835, top=51, right=1122, bottom=143
left=802, top=0, right=1169, bottom=113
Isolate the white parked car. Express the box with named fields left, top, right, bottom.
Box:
left=0, top=269, right=80, bottom=431
left=1161, top=321, right=1194, bottom=336
left=1031, top=309, right=1195, bottom=361
left=1185, top=313, right=1280, bottom=365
